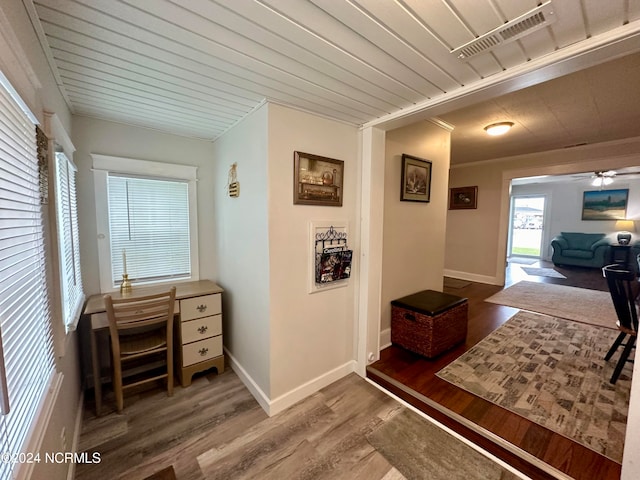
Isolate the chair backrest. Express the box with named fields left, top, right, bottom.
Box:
left=104, top=287, right=176, bottom=337
left=603, top=264, right=638, bottom=334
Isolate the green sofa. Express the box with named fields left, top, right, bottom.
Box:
left=550, top=232, right=612, bottom=268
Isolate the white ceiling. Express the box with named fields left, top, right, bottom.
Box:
left=25, top=0, right=640, bottom=164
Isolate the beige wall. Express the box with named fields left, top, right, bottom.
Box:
left=211, top=104, right=271, bottom=399
left=445, top=136, right=640, bottom=284
left=380, top=120, right=452, bottom=332
left=72, top=116, right=215, bottom=296
left=267, top=104, right=359, bottom=402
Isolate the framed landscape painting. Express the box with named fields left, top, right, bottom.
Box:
left=581, top=188, right=628, bottom=220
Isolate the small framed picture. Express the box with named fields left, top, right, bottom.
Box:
left=401, top=154, right=432, bottom=203
left=293, top=151, right=344, bottom=206
left=449, top=186, right=478, bottom=209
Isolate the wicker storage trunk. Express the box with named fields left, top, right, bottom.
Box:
left=391, top=290, right=468, bottom=358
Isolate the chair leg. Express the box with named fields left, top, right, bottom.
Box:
left=605, top=332, right=626, bottom=361
left=112, top=357, right=124, bottom=413
left=167, top=349, right=174, bottom=397
left=610, top=335, right=636, bottom=384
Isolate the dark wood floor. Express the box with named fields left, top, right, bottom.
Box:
left=367, top=259, right=621, bottom=480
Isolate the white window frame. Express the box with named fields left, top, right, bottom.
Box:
left=91, top=154, right=199, bottom=293
left=46, top=113, right=85, bottom=333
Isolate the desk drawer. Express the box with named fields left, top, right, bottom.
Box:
left=181, top=294, right=221, bottom=321
left=182, top=336, right=223, bottom=366
left=181, top=314, right=222, bottom=344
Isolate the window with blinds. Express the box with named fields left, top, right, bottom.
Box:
left=54, top=152, right=84, bottom=331
left=0, top=72, right=55, bottom=479
left=107, top=175, right=191, bottom=285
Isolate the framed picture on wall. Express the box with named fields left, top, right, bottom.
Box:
left=293, top=151, right=344, bottom=206
left=449, top=186, right=478, bottom=209
left=401, top=154, right=432, bottom=202
left=581, top=188, right=629, bottom=220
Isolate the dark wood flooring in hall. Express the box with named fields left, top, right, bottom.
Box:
left=367, top=259, right=620, bottom=480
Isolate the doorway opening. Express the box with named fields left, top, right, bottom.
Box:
left=508, top=195, right=546, bottom=258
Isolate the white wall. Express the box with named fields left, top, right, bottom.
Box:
left=512, top=178, right=640, bottom=260
left=267, top=104, right=359, bottom=403
left=72, top=116, right=215, bottom=295
left=380, top=120, right=452, bottom=332
left=211, top=104, right=271, bottom=400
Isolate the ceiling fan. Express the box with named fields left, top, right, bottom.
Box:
left=572, top=170, right=640, bottom=187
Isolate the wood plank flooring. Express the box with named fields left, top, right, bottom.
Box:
left=75, top=369, right=521, bottom=479
left=367, top=260, right=621, bottom=480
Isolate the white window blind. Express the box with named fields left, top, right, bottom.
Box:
left=0, top=74, right=55, bottom=480
left=108, top=174, right=191, bottom=286
left=54, top=152, right=84, bottom=331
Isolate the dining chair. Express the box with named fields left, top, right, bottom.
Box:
left=602, top=264, right=638, bottom=384
left=104, top=287, right=176, bottom=413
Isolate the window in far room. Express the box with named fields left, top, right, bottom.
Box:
left=91, top=155, right=199, bottom=293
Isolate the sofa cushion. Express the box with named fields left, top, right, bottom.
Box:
left=561, top=232, right=606, bottom=250
left=562, top=249, right=594, bottom=259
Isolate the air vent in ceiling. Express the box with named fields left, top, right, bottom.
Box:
left=451, top=1, right=556, bottom=60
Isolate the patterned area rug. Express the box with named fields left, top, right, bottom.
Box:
left=437, top=311, right=631, bottom=463
left=485, top=280, right=616, bottom=329
left=520, top=266, right=566, bottom=278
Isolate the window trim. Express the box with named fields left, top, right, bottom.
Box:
left=53, top=152, right=85, bottom=332
left=91, top=154, right=199, bottom=293
left=45, top=112, right=85, bottom=334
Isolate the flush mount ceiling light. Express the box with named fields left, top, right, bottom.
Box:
left=484, top=122, right=514, bottom=136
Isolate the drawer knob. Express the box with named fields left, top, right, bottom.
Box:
left=197, top=325, right=208, bottom=334
left=198, top=347, right=209, bottom=356
left=196, top=304, right=207, bottom=313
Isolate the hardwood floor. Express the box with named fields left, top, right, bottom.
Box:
left=75, top=369, right=522, bottom=479
left=367, top=259, right=621, bottom=480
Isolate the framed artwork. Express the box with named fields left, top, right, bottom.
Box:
left=449, top=186, right=478, bottom=209
left=401, top=154, right=432, bottom=202
left=582, top=188, right=629, bottom=220
left=293, top=151, right=344, bottom=206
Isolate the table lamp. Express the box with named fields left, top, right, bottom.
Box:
left=615, top=220, right=635, bottom=245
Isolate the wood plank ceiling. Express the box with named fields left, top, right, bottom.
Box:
left=27, top=0, right=640, bottom=160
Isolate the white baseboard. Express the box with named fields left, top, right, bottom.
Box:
left=444, top=269, right=502, bottom=286
left=224, top=348, right=271, bottom=414
left=225, top=347, right=356, bottom=417
left=380, top=328, right=391, bottom=350
left=268, top=360, right=357, bottom=416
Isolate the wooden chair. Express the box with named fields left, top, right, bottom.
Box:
left=603, top=264, right=638, bottom=384
left=104, top=287, right=176, bottom=413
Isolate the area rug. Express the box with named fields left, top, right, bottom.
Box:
left=437, top=311, right=631, bottom=463
left=520, top=266, right=566, bottom=279
left=485, top=280, right=616, bottom=329
left=444, top=277, right=472, bottom=289
left=367, top=408, right=520, bottom=480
